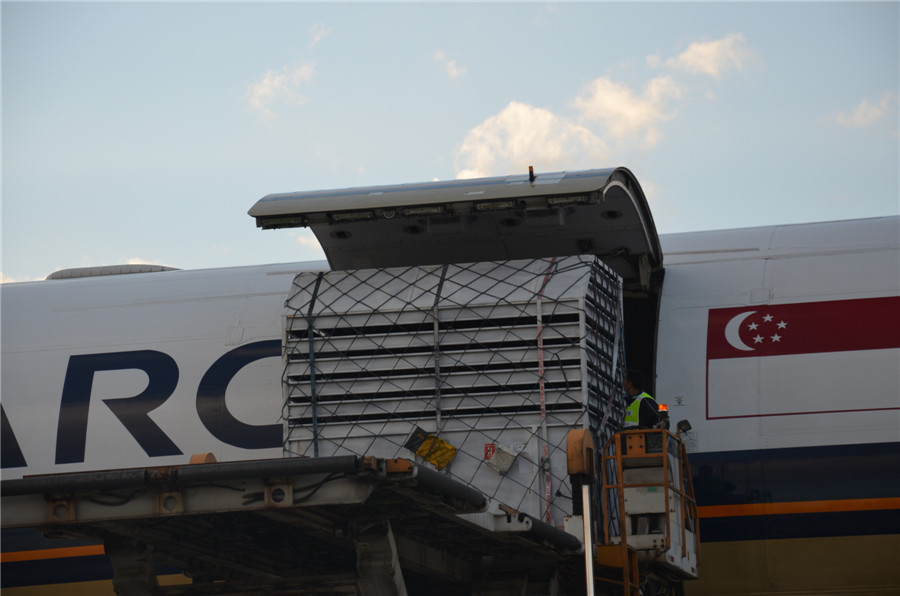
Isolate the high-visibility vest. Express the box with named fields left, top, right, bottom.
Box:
left=623, top=392, right=655, bottom=427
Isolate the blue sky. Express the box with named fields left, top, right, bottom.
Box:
left=3, top=1, right=898, bottom=283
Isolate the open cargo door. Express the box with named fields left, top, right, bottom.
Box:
left=248, top=167, right=662, bottom=289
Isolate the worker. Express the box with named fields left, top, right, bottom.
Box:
left=623, top=371, right=660, bottom=429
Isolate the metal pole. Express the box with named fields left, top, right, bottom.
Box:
left=582, top=484, right=595, bottom=596
left=432, top=265, right=448, bottom=436
left=306, top=273, right=324, bottom=457
left=536, top=259, right=557, bottom=523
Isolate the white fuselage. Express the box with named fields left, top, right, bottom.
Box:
left=3, top=218, right=898, bottom=479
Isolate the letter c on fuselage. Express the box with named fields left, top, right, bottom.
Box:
left=196, top=340, right=282, bottom=450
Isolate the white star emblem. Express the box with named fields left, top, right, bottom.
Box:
left=753, top=335, right=764, bottom=343
left=748, top=322, right=759, bottom=331
left=777, top=321, right=787, bottom=329
left=771, top=334, right=782, bottom=342
left=763, top=314, right=774, bottom=323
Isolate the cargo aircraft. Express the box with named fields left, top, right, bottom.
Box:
left=2, top=168, right=898, bottom=595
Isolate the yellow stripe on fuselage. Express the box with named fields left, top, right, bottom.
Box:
left=1, top=545, right=105, bottom=563
left=698, top=496, right=900, bottom=519
left=1, top=574, right=191, bottom=596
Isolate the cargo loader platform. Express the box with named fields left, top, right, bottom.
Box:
left=2, top=455, right=588, bottom=595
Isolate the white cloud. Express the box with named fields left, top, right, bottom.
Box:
left=573, top=76, right=682, bottom=148
left=454, top=101, right=607, bottom=179
left=453, top=33, right=761, bottom=181
left=310, top=24, right=332, bottom=48
left=829, top=92, right=898, bottom=128
left=434, top=50, right=467, bottom=80
left=291, top=231, right=325, bottom=260
left=296, top=235, right=321, bottom=249
left=125, top=257, right=164, bottom=266
left=662, top=33, right=755, bottom=79
left=0, top=272, right=42, bottom=284
left=247, top=63, right=316, bottom=121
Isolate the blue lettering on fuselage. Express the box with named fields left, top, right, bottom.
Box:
left=0, top=340, right=285, bottom=469
left=196, top=340, right=282, bottom=450
left=1, top=405, right=27, bottom=469
left=55, top=350, right=182, bottom=464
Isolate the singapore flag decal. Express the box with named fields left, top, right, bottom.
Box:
left=706, top=296, right=900, bottom=419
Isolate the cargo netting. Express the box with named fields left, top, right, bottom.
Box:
left=282, top=256, right=626, bottom=524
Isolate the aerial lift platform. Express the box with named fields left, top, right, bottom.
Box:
left=567, top=426, right=700, bottom=596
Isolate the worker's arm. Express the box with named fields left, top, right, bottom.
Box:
left=639, top=398, right=661, bottom=428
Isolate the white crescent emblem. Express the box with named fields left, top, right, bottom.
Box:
left=725, top=311, right=756, bottom=351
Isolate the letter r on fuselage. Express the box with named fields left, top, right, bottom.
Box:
left=55, top=351, right=182, bottom=464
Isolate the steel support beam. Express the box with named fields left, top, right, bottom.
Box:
left=354, top=519, right=407, bottom=596
left=105, top=537, right=159, bottom=596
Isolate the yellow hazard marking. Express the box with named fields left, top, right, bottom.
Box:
left=415, top=434, right=457, bottom=470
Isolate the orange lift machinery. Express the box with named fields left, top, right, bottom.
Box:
left=566, top=418, right=700, bottom=596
